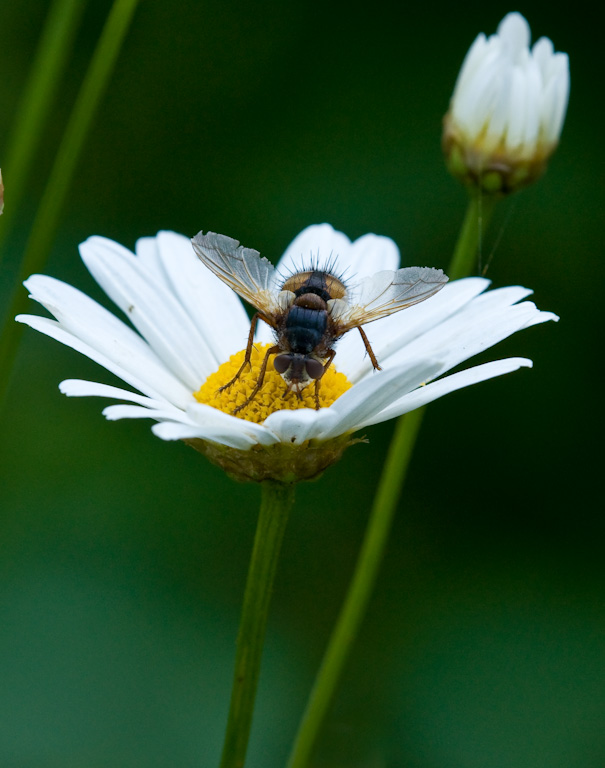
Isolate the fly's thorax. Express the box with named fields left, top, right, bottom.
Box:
left=293, top=292, right=327, bottom=311
left=281, top=269, right=347, bottom=302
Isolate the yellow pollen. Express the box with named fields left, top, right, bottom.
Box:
left=194, top=344, right=352, bottom=424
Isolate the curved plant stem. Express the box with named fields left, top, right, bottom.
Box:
left=0, top=0, right=86, bottom=256
left=0, top=0, right=140, bottom=408
left=287, top=191, right=498, bottom=767
left=286, top=408, right=424, bottom=768
left=448, top=192, right=496, bottom=281
left=219, top=481, right=295, bottom=768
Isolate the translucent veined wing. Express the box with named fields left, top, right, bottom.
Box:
left=332, top=266, right=448, bottom=331
left=191, top=231, right=282, bottom=321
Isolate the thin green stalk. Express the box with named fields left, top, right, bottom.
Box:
left=287, top=191, right=499, bottom=767
left=286, top=408, right=424, bottom=768
left=0, top=0, right=86, bottom=254
left=448, top=192, right=496, bottom=281
left=0, top=0, right=140, bottom=408
left=219, top=481, right=295, bottom=768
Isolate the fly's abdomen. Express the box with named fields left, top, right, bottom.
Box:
left=285, top=306, right=327, bottom=354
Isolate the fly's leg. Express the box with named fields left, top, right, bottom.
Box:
left=357, top=326, right=381, bottom=371
left=218, top=313, right=262, bottom=393
left=232, top=344, right=281, bottom=414
left=313, top=349, right=336, bottom=409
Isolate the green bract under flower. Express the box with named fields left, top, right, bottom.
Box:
left=17, top=225, right=557, bottom=482
left=186, top=433, right=359, bottom=484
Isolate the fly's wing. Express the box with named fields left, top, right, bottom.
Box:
left=191, top=231, right=281, bottom=321
left=332, top=267, right=448, bottom=331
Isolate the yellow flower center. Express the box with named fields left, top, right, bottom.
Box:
left=194, top=344, right=352, bottom=424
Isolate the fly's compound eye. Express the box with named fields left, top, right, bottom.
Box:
left=274, top=354, right=293, bottom=374
left=305, top=358, right=324, bottom=380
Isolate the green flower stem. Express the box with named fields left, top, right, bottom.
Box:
left=0, top=0, right=140, bottom=408
left=286, top=409, right=424, bottom=768
left=287, top=191, right=499, bottom=767
left=0, top=0, right=86, bottom=255
left=448, top=192, right=497, bottom=281
left=219, top=481, right=295, bottom=768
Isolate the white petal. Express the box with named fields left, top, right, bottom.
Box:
left=453, top=33, right=488, bottom=99
left=16, top=312, right=192, bottom=409
left=151, top=419, right=266, bottom=450
left=80, top=236, right=215, bottom=388
left=497, top=13, right=531, bottom=59
left=186, top=403, right=280, bottom=446
left=59, top=379, right=167, bottom=409
left=102, top=404, right=189, bottom=422
left=346, top=233, right=400, bottom=279
left=276, top=224, right=352, bottom=278
left=339, top=277, right=490, bottom=381
left=150, top=420, right=258, bottom=449
left=263, top=407, right=339, bottom=445
left=532, top=37, right=554, bottom=75
left=470, top=284, right=533, bottom=308
left=505, top=65, right=528, bottom=150
left=454, top=48, right=503, bottom=136
left=62, top=380, right=188, bottom=426
left=520, top=59, right=542, bottom=152
left=23, top=274, right=166, bottom=370
left=154, top=231, right=250, bottom=363
left=360, top=358, right=532, bottom=427
left=133, top=235, right=164, bottom=278
left=379, top=295, right=556, bottom=380
left=152, top=421, right=217, bottom=442
left=319, top=360, right=443, bottom=440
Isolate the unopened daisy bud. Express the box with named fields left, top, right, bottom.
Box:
left=443, top=12, right=570, bottom=194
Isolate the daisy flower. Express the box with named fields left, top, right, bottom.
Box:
left=443, top=12, right=570, bottom=193
left=17, top=224, right=557, bottom=482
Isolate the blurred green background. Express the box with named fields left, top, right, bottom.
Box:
left=1, top=1, right=603, bottom=766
